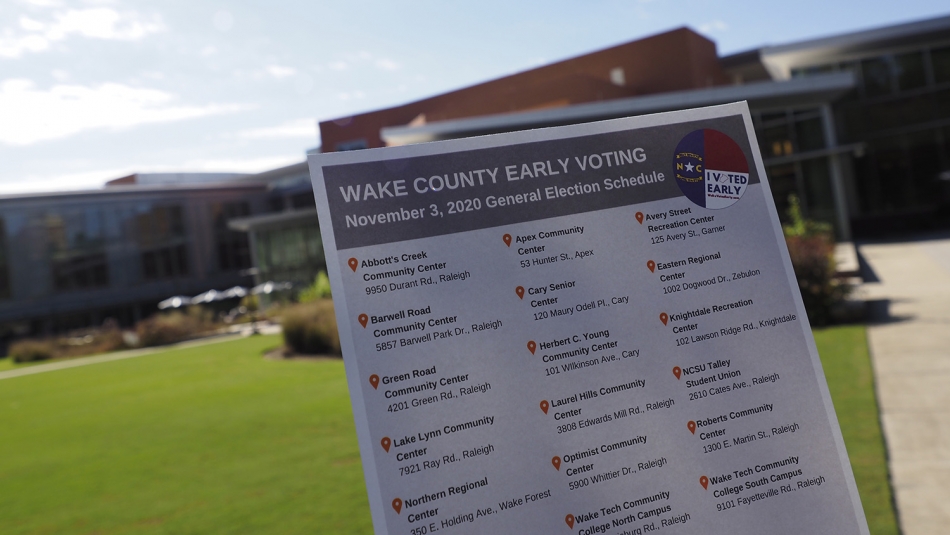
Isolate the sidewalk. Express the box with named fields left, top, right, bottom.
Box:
left=0, top=322, right=281, bottom=382
left=859, top=236, right=950, bottom=535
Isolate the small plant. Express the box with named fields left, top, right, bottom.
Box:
left=298, top=271, right=332, bottom=303
left=783, top=195, right=849, bottom=325
left=135, top=307, right=216, bottom=347
left=281, top=299, right=340, bottom=355
left=8, top=339, right=57, bottom=363
left=7, top=323, right=129, bottom=362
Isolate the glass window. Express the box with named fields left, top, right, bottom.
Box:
left=795, top=117, right=825, bottom=152
left=871, top=135, right=915, bottom=211
left=46, top=209, right=110, bottom=292
left=943, top=126, right=950, bottom=171
left=256, top=224, right=325, bottom=285
left=760, top=125, right=792, bottom=157
left=142, top=245, right=189, bottom=280
left=135, top=205, right=189, bottom=281
left=759, top=111, right=787, bottom=124
left=291, top=192, right=316, bottom=209
left=801, top=158, right=836, bottom=225
left=861, top=57, right=892, bottom=97
left=0, top=218, right=9, bottom=300
left=211, top=201, right=252, bottom=272
left=766, top=164, right=799, bottom=221
left=906, top=129, right=942, bottom=205
left=932, top=46, right=950, bottom=84
left=53, top=253, right=109, bottom=291
left=136, top=205, right=185, bottom=247
left=895, top=51, right=927, bottom=91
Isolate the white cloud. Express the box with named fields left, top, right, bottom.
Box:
left=0, top=8, right=163, bottom=58
left=20, top=0, right=62, bottom=7
left=237, top=119, right=316, bottom=140
left=337, top=91, right=365, bottom=101
left=265, top=64, right=296, bottom=78
left=326, top=53, right=400, bottom=73
left=699, top=20, right=729, bottom=33
left=20, top=17, right=45, bottom=32
left=212, top=10, right=233, bottom=32
left=375, top=58, right=400, bottom=71
left=0, top=79, right=248, bottom=145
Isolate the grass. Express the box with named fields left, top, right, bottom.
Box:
left=0, top=327, right=897, bottom=534
left=0, top=335, right=372, bottom=535
left=814, top=325, right=899, bottom=535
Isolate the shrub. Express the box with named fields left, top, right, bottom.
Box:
left=7, top=324, right=129, bottom=363
left=8, top=339, right=57, bottom=363
left=136, top=307, right=216, bottom=347
left=298, top=271, right=332, bottom=303
left=783, top=195, right=849, bottom=326
left=281, top=299, right=340, bottom=355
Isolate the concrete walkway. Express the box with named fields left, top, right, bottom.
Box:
left=0, top=323, right=281, bottom=382
left=860, top=236, right=950, bottom=535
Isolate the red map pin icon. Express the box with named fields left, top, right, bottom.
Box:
left=527, top=341, right=536, bottom=354
left=688, top=421, right=697, bottom=434
left=348, top=258, right=358, bottom=272
left=552, top=456, right=561, bottom=470
left=516, top=286, right=525, bottom=299
left=392, top=498, right=403, bottom=514
left=566, top=514, right=575, bottom=529
left=369, top=374, right=380, bottom=389
left=635, top=212, right=644, bottom=224
left=673, top=366, right=682, bottom=380
left=381, top=437, right=391, bottom=452
left=503, top=234, right=512, bottom=247
left=540, top=400, right=549, bottom=414
left=358, top=314, right=368, bottom=328
left=700, top=476, right=709, bottom=490
left=647, top=260, right=656, bottom=272
left=660, top=312, right=669, bottom=325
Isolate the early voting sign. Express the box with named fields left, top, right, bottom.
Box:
left=308, top=103, right=870, bottom=535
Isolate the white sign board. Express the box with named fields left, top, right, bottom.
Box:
left=308, top=102, right=869, bottom=535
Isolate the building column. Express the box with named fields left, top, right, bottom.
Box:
left=820, top=104, right=852, bottom=241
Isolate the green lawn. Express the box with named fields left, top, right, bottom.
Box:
left=0, top=327, right=898, bottom=534
left=0, top=335, right=372, bottom=535
left=814, top=325, right=899, bottom=535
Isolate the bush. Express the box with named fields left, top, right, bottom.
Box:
left=7, top=324, right=129, bottom=363
left=136, top=307, right=215, bottom=347
left=783, top=196, right=849, bottom=326
left=281, top=299, right=340, bottom=355
left=298, top=271, right=332, bottom=303
left=8, top=339, right=57, bottom=363
left=65, top=326, right=126, bottom=356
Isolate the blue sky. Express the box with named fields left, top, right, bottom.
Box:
left=1, top=0, right=948, bottom=193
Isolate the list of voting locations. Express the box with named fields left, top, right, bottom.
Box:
left=308, top=103, right=870, bottom=535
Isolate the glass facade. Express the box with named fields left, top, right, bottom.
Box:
left=46, top=209, right=111, bottom=291
left=0, top=218, right=9, bottom=300
left=793, top=43, right=950, bottom=232
left=136, top=205, right=190, bottom=280
left=0, top=186, right=266, bottom=338
left=212, top=201, right=252, bottom=272
left=256, top=224, right=325, bottom=287
left=752, top=107, right=837, bottom=228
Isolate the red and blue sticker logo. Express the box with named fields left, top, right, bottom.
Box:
left=673, top=129, right=749, bottom=209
